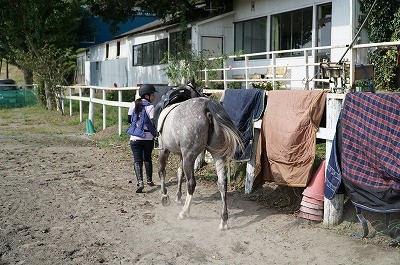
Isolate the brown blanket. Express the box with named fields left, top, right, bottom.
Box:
left=255, top=90, right=327, bottom=187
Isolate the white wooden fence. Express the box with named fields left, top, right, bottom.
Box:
left=61, top=85, right=224, bottom=135
left=62, top=85, right=138, bottom=135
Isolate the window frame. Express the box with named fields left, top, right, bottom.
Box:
left=132, top=38, right=168, bottom=66
left=270, top=7, right=313, bottom=57
left=234, top=17, right=267, bottom=60
left=116, top=41, right=121, bottom=57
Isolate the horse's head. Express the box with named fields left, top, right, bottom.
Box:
left=180, top=78, right=205, bottom=98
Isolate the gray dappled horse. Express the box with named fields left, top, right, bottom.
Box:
left=157, top=82, right=242, bottom=230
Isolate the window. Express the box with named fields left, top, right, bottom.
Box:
left=271, top=7, right=313, bottom=56
left=133, top=45, right=142, bottom=66
left=169, top=29, right=192, bottom=57
left=142, top=42, right=153, bottom=65
left=234, top=17, right=267, bottom=59
left=77, top=56, right=84, bottom=75
left=153, top=39, right=168, bottom=64
left=105, top=43, right=109, bottom=59
left=133, top=38, right=168, bottom=66
left=316, top=3, right=332, bottom=89
left=317, top=3, right=332, bottom=49
left=116, top=41, right=121, bottom=57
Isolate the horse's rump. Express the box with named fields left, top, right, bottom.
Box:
left=160, top=97, right=242, bottom=159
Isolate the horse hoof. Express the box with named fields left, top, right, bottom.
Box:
left=178, top=212, right=189, bottom=220
left=219, top=221, right=228, bottom=230
left=161, top=195, right=170, bottom=206
left=175, top=199, right=183, bottom=205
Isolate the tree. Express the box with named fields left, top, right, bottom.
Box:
left=359, top=0, right=400, bottom=91
left=0, top=0, right=83, bottom=110
left=0, top=0, right=232, bottom=110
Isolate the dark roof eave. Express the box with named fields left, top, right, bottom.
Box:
left=116, top=18, right=177, bottom=38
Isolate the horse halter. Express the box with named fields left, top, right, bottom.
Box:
left=185, top=82, right=205, bottom=98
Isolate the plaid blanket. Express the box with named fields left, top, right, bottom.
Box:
left=341, top=92, right=400, bottom=212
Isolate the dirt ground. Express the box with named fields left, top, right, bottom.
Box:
left=0, top=106, right=399, bottom=265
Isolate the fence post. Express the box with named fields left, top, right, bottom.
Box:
left=323, top=94, right=344, bottom=226
left=223, top=60, right=227, bottom=90
left=88, top=87, right=94, bottom=122
left=304, top=52, right=309, bottom=90
left=245, top=56, right=249, bottom=89
left=118, top=90, right=123, bottom=135
left=69, top=87, right=72, bottom=117
left=272, top=53, right=277, bottom=89
left=79, top=87, right=83, bottom=122
left=102, top=90, right=107, bottom=130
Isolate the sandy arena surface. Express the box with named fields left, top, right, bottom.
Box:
left=0, top=107, right=399, bottom=264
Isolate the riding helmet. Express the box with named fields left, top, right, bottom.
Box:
left=139, top=84, right=157, bottom=97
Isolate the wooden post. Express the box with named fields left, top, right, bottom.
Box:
left=79, top=88, right=83, bottom=123
left=323, top=94, right=345, bottom=226
left=245, top=127, right=260, bottom=194
left=69, top=87, right=73, bottom=117
left=118, top=90, right=122, bottom=135
left=88, top=87, right=94, bottom=122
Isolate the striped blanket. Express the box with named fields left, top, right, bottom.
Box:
left=341, top=92, right=400, bottom=212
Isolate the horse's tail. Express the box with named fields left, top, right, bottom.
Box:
left=205, top=99, right=244, bottom=159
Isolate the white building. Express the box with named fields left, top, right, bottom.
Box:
left=77, top=0, right=371, bottom=89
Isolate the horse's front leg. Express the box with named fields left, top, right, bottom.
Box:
left=158, top=148, right=171, bottom=206
left=176, top=157, right=184, bottom=204
left=215, top=157, right=228, bottom=230
left=178, top=156, right=196, bottom=220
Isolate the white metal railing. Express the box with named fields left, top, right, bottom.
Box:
left=201, top=41, right=400, bottom=90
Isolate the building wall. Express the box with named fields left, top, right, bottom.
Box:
left=83, top=0, right=364, bottom=89
left=192, top=13, right=235, bottom=55
left=127, top=32, right=169, bottom=86
left=90, top=58, right=128, bottom=87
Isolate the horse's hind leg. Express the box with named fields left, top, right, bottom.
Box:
left=214, top=157, right=228, bottom=230
left=178, top=156, right=196, bottom=220
left=158, top=149, right=171, bottom=206
left=176, top=157, right=184, bottom=204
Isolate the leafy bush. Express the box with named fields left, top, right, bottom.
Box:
left=360, top=0, right=400, bottom=91
left=106, top=90, right=136, bottom=102
left=251, top=81, right=282, bottom=91
left=227, top=82, right=242, bottom=89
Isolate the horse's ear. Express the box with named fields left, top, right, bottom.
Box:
left=190, top=77, right=195, bottom=85
left=181, top=77, right=187, bottom=85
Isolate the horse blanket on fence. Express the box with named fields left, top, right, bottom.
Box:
left=255, top=90, right=327, bottom=187
left=222, top=88, right=265, bottom=161
left=326, top=92, right=400, bottom=212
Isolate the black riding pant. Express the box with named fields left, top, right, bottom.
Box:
left=130, top=139, right=154, bottom=164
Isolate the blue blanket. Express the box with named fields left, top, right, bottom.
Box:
left=325, top=134, right=342, bottom=200
left=222, top=89, right=265, bottom=161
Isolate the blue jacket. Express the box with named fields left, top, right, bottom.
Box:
left=126, top=101, right=156, bottom=137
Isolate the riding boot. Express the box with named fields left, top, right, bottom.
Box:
left=144, top=161, right=155, bottom=186
left=134, top=162, right=144, bottom=193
